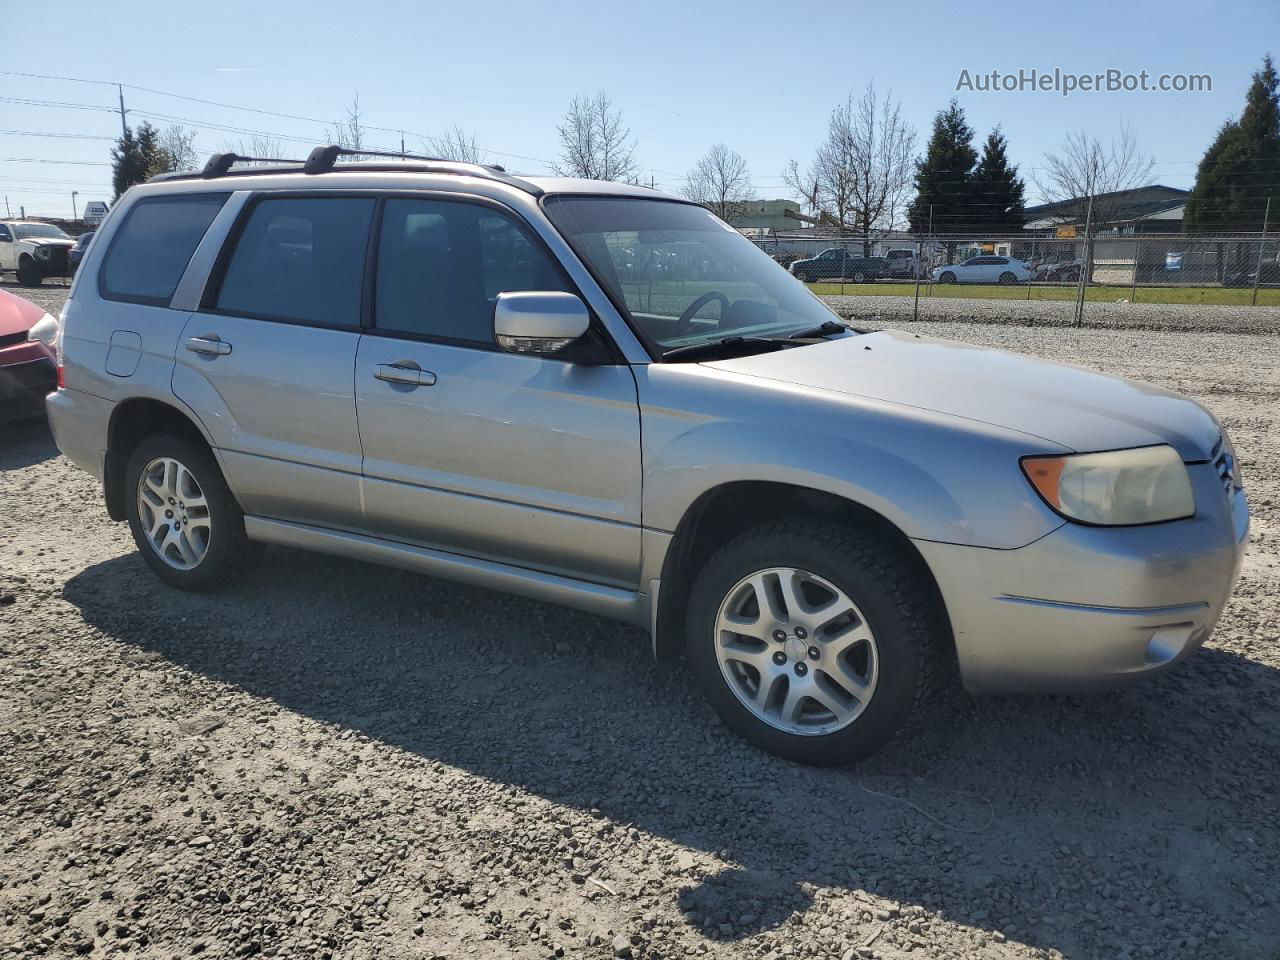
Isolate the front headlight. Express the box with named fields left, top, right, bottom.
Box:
left=1021, top=445, right=1194, bottom=526
left=28, top=312, right=59, bottom=347
left=34, top=245, right=52, bottom=259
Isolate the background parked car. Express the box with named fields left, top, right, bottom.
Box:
left=1224, top=259, right=1280, bottom=288
left=790, top=248, right=887, bottom=283
left=0, top=220, right=75, bottom=286
left=932, top=255, right=1032, bottom=285
left=68, top=230, right=95, bottom=275
left=0, top=288, right=58, bottom=421
left=1034, top=259, right=1082, bottom=283
left=883, top=248, right=923, bottom=278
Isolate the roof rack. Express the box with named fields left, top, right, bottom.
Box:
left=147, top=146, right=541, bottom=196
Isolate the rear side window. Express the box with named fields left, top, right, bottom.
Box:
left=214, top=196, right=375, bottom=328
left=99, top=194, right=228, bottom=305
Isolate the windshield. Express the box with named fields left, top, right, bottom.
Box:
left=13, top=223, right=71, bottom=240
left=542, top=197, right=842, bottom=355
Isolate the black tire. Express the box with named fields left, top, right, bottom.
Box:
left=123, top=433, right=262, bottom=591
left=853, top=272, right=867, bottom=284
left=685, top=519, right=942, bottom=765
left=17, top=256, right=42, bottom=287
left=998, top=271, right=1017, bottom=285
left=795, top=271, right=812, bottom=283
left=939, top=271, right=956, bottom=284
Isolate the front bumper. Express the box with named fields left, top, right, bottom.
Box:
left=916, top=463, right=1249, bottom=693
left=0, top=354, right=57, bottom=421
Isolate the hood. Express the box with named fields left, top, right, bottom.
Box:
left=23, top=236, right=74, bottom=248
left=704, top=329, right=1221, bottom=461
left=0, top=289, right=46, bottom=339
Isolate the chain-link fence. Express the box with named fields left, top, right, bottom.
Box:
left=752, top=232, right=1280, bottom=323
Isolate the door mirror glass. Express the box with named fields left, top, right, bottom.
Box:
left=494, top=291, right=590, bottom=356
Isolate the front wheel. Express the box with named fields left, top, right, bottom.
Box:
left=998, top=271, right=1017, bottom=285
left=685, top=520, right=941, bottom=765
left=852, top=272, right=867, bottom=284
left=938, top=271, right=956, bottom=284
left=16, top=256, right=42, bottom=286
left=124, top=433, right=262, bottom=590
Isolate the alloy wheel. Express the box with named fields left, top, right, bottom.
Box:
left=714, top=566, right=879, bottom=736
left=136, top=456, right=211, bottom=570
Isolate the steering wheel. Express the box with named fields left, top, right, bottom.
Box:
left=674, top=291, right=730, bottom=337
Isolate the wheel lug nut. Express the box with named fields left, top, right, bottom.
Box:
left=772, top=651, right=787, bottom=666
left=771, top=630, right=786, bottom=643
left=794, top=626, right=808, bottom=640
left=808, top=646, right=820, bottom=660
left=794, top=662, right=808, bottom=676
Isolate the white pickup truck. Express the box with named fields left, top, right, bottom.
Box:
left=0, top=220, right=76, bottom=286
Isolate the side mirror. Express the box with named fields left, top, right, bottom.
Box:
left=494, top=291, right=590, bottom=357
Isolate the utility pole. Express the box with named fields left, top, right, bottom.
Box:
left=72, top=191, right=79, bottom=220
left=1252, top=195, right=1272, bottom=307
left=400, top=131, right=406, bottom=157
left=3, top=196, right=10, bottom=218
left=117, top=84, right=130, bottom=138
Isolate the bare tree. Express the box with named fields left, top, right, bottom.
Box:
left=222, top=134, right=288, bottom=166
left=425, top=124, right=484, bottom=164
left=682, top=143, right=754, bottom=222
left=326, top=95, right=367, bottom=156
left=1036, top=125, right=1155, bottom=233
left=784, top=83, right=915, bottom=253
left=553, top=91, right=638, bottom=182
left=158, top=125, right=199, bottom=171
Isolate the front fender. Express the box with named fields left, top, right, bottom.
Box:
left=635, top=363, right=1066, bottom=550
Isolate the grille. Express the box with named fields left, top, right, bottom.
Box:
left=0, top=330, right=27, bottom=349
left=1212, top=438, right=1235, bottom=495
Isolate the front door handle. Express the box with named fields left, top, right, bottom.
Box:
left=375, top=363, right=436, bottom=387
left=185, top=336, right=232, bottom=357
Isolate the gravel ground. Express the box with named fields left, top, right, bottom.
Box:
left=2, top=286, right=1278, bottom=960
left=824, top=292, right=1280, bottom=336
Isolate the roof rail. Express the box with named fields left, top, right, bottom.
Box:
left=202, top=152, right=304, bottom=177
left=303, top=145, right=506, bottom=174
left=148, top=146, right=542, bottom=196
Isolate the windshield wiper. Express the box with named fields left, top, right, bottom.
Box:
left=661, top=336, right=792, bottom=362
left=788, top=320, right=854, bottom=339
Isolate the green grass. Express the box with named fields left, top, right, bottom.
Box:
left=805, top=281, right=1280, bottom=307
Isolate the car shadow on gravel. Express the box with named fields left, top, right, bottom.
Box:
left=0, top=416, right=57, bottom=469
left=62, top=549, right=1280, bottom=959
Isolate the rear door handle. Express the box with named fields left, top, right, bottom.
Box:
left=185, top=336, right=232, bottom=357
left=375, top=363, right=436, bottom=387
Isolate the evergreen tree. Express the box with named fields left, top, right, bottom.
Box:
left=110, top=122, right=173, bottom=199
left=907, top=100, right=978, bottom=235
left=971, top=127, right=1026, bottom=234
left=1185, top=55, right=1280, bottom=233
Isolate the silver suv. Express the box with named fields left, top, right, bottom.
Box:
left=46, top=147, right=1249, bottom=764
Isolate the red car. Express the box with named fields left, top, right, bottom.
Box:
left=0, top=288, right=59, bottom=422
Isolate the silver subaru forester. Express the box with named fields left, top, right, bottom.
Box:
left=44, top=147, right=1249, bottom=764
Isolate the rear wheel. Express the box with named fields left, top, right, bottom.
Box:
left=853, top=272, right=867, bottom=284
left=939, top=271, right=956, bottom=284
left=17, top=256, right=42, bottom=286
left=124, top=433, right=262, bottom=590
left=685, top=520, right=941, bottom=765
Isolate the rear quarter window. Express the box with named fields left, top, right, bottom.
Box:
left=99, top=194, right=228, bottom=305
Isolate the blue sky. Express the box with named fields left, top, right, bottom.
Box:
left=2, top=0, right=1276, bottom=218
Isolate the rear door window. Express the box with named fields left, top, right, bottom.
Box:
left=99, top=194, right=228, bottom=305
left=214, top=196, right=375, bottom=328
